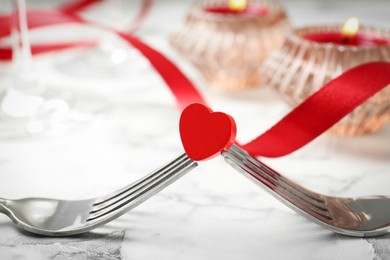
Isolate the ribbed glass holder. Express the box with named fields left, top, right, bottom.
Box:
left=261, top=25, right=390, bottom=136
left=170, top=0, right=290, bottom=91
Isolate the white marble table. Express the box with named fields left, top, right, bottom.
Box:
left=0, top=0, right=390, bottom=259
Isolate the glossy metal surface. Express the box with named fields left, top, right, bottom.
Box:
left=223, top=144, right=390, bottom=237
left=0, top=153, right=197, bottom=236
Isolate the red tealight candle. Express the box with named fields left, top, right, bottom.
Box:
left=204, top=4, right=269, bottom=15
left=204, top=0, right=269, bottom=16
left=170, top=0, right=290, bottom=90
left=260, top=19, right=390, bottom=135
left=304, top=18, right=390, bottom=47
left=304, top=32, right=390, bottom=47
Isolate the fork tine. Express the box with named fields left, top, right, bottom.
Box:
left=223, top=146, right=333, bottom=221
left=86, top=154, right=197, bottom=222
left=93, top=153, right=190, bottom=207
left=229, top=145, right=325, bottom=201
left=223, top=153, right=332, bottom=220
left=90, top=154, right=192, bottom=214
left=229, top=145, right=325, bottom=204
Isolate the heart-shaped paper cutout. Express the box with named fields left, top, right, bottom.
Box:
left=179, top=103, right=237, bottom=161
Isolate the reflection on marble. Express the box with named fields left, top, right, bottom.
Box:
left=0, top=0, right=390, bottom=259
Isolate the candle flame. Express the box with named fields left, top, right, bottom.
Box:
left=342, top=17, right=359, bottom=38
left=228, top=0, right=247, bottom=11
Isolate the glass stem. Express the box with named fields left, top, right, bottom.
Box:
left=11, top=0, right=33, bottom=72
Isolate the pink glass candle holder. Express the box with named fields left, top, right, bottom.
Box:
left=170, top=0, right=290, bottom=91
left=260, top=24, right=390, bottom=136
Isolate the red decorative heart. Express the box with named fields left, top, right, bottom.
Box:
left=179, top=103, right=237, bottom=161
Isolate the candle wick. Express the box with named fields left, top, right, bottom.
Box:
left=343, top=37, right=350, bottom=45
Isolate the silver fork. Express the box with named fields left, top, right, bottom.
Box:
left=0, top=153, right=197, bottom=236
left=222, top=144, right=390, bottom=237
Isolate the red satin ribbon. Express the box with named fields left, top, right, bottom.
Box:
left=59, top=0, right=102, bottom=13
left=241, top=62, right=390, bottom=157
left=0, top=10, right=84, bottom=39
left=119, top=33, right=207, bottom=109
left=0, top=40, right=96, bottom=60
left=0, top=10, right=90, bottom=61
left=0, top=0, right=151, bottom=57
left=128, top=0, right=153, bottom=33
left=0, top=7, right=389, bottom=158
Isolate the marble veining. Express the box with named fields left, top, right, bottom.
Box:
left=0, top=228, right=125, bottom=259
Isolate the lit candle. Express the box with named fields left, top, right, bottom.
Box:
left=204, top=0, right=269, bottom=16
left=170, top=0, right=290, bottom=90
left=229, top=0, right=246, bottom=11
left=342, top=17, right=359, bottom=42
left=304, top=18, right=390, bottom=47
left=260, top=20, right=390, bottom=135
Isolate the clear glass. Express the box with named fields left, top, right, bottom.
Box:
left=0, top=0, right=90, bottom=138
left=170, top=0, right=290, bottom=91
left=55, top=0, right=148, bottom=80
left=261, top=25, right=390, bottom=136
